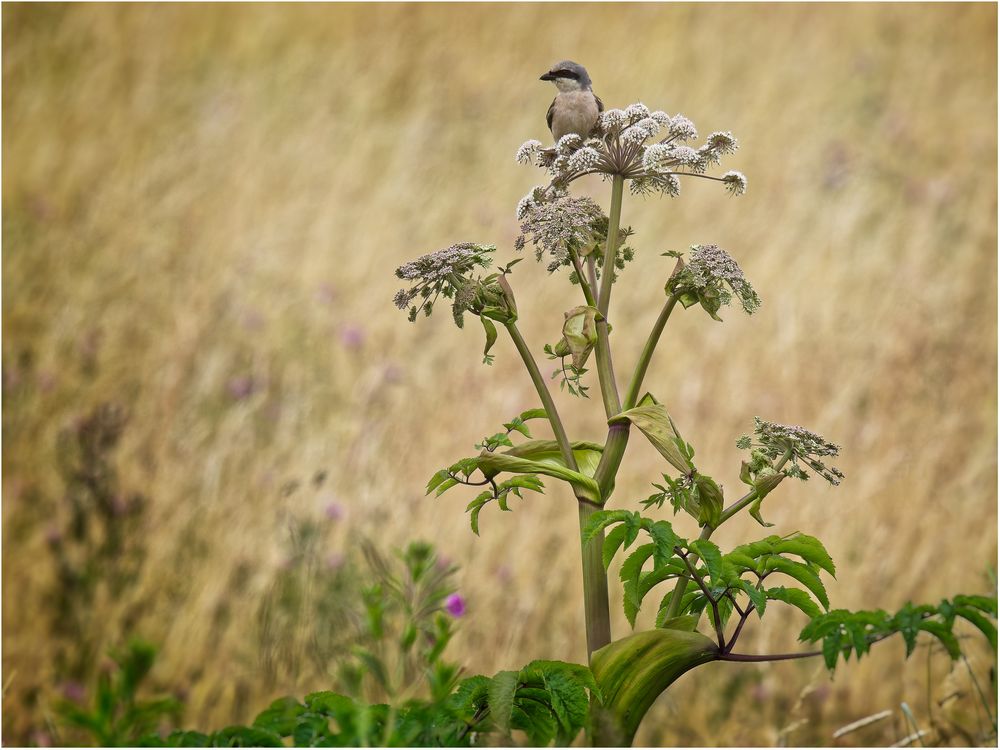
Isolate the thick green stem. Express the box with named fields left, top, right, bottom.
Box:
left=662, top=450, right=796, bottom=619
left=593, top=174, right=625, bottom=420
left=504, top=321, right=611, bottom=658
left=579, top=503, right=613, bottom=658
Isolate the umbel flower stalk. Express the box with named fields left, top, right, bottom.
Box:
left=396, top=101, right=749, bottom=664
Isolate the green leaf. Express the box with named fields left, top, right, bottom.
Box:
left=621, top=545, right=655, bottom=628
left=689, top=540, right=723, bottom=586
left=519, top=408, right=549, bottom=422
left=434, top=477, right=459, bottom=497
left=602, top=525, right=629, bottom=569
left=426, top=470, right=452, bottom=494
left=481, top=316, right=498, bottom=364
left=510, top=701, right=557, bottom=747
left=657, top=614, right=699, bottom=632
left=954, top=594, right=998, bottom=616
left=764, top=557, right=829, bottom=610
left=918, top=621, right=961, bottom=659
left=608, top=395, right=694, bottom=474
left=582, top=509, right=631, bottom=544
left=252, top=697, right=304, bottom=736
left=956, top=606, right=998, bottom=650
left=774, top=534, right=836, bottom=577
left=822, top=631, right=843, bottom=670
left=488, top=670, right=519, bottom=736
left=304, top=691, right=357, bottom=718
left=645, top=520, right=682, bottom=567
left=692, top=474, right=723, bottom=528
left=748, top=494, right=774, bottom=527
left=739, top=580, right=766, bottom=617
left=477, top=442, right=604, bottom=503
left=542, top=670, right=589, bottom=742
left=766, top=587, right=822, bottom=618
left=622, top=511, right=642, bottom=549
left=212, top=726, right=285, bottom=747
left=590, top=629, right=719, bottom=745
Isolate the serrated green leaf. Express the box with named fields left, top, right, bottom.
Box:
left=774, top=534, right=836, bottom=577
left=469, top=503, right=484, bottom=535
left=954, top=594, right=998, bottom=616
left=582, top=509, right=631, bottom=544
left=510, top=701, right=557, bottom=747
left=603, top=524, right=629, bottom=569
left=519, top=408, right=549, bottom=422
left=426, top=470, right=452, bottom=495
left=622, top=511, right=642, bottom=550
left=764, top=557, right=829, bottom=610
left=918, top=621, right=961, bottom=659
left=956, top=606, right=998, bottom=650
left=252, top=697, right=304, bottom=736
left=689, top=540, right=723, bottom=586
left=739, top=580, right=766, bottom=617
left=621, top=545, right=655, bottom=628
left=543, top=670, right=589, bottom=742
left=488, top=670, right=519, bottom=736
left=645, top=520, right=682, bottom=567
left=433, top=477, right=459, bottom=497
left=767, top=587, right=822, bottom=618
left=822, top=631, right=842, bottom=670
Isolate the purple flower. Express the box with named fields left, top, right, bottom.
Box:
left=325, top=552, right=346, bottom=570
left=444, top=593, right=466, bottom=618
left=324, top=502, right=344, bottom=521
left=226, top=375, right=255, bottom=401
left=61, top=680, right=86, bottom=703
left=339, top=324, right=365, bottom=350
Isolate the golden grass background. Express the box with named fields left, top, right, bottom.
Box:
left=3, top=3, right=997, bottom=746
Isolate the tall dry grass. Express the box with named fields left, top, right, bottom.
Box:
left=3, top=3, right=996, bottom=746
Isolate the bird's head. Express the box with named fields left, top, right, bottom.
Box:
left=540, top=60, right=593, bottom=93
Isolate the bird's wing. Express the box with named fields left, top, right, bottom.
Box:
left=595, top=93, right=605, bottom=113
left=546, top=97, right=556, bottom=133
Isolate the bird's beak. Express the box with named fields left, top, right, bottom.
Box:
left=539, top=71, right=556, bottom=81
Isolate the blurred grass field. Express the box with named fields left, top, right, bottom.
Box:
left=2, top=3, right=997, bottom=746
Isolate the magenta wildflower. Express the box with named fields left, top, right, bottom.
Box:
left=444, top=593, right=466, bottom=617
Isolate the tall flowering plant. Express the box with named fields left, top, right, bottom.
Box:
left=395, top=102, right=997, bottom=745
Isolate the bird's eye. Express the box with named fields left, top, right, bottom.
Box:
left=558, top=70, right=579, bottom=80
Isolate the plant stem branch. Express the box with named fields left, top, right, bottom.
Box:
left=504, top=321, right=577, bottom=472
left=720, top=631, right=898, bottom=663
left=623, top=295, right=678, bottom=410
left=568, top=247, right=597, bottom=308
left=662, top=451, right=795, bottom=620
left=592, top=174, right=624, bottom=420
left=717, top=448, right=794, bottom=525
left=502, top=322, right=611, bottom=659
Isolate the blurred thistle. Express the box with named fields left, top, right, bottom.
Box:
left=515, top=104, right=745, bottom=199
left=666, top=244, right=761, bottom=320
left=739, top=417, right=844, bottom=485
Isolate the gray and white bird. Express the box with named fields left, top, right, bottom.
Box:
left=540, top=60, right=604, bottom=143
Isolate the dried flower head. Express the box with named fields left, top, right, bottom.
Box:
left=668, top=244, right=761, bottom=317
left=393, top=243, right=496, bottom=324
left=517, top=196, right=605, bottom=271
left=748, top=417, right=844, bottom=485
left=722, top=170, right=748, bottom=196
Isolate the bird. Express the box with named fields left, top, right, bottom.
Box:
left=540, top=60, right=604, bottom=143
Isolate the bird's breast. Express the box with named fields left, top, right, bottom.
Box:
left=551, top=91, right=600, bottom=142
